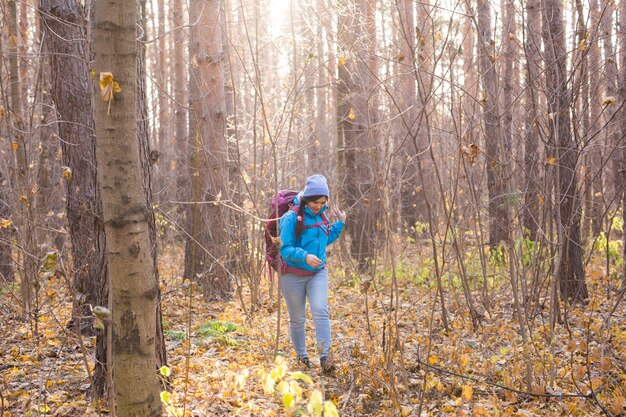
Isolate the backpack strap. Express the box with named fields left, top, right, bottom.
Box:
left=290, top=206, right=331, bottom=237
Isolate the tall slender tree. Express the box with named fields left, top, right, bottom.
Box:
left=185, top=0, right=232, bottom=298
left=0, top=169, right=12, bottom=282
left=542, top=0, right=588, bottom=303
left=523, top=0, right=543, bottom=240
left=93, top=0, right=162, bottom=413
left=476, top=0, right=510, bottom=247
left=336, top=0, right=381, bottom=273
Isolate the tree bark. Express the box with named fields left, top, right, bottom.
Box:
left=619, top=0, right=626, bottom=289
left=93, top=0, right=162, bottom=413
left=337, top=0, right=381, bottom=273
left=476, top=0, right=510, bottom=247
left=0, top=168, right=13, bottom=282
left=173, top=0, right=188, bottom=212
left=38, top=0, right=110, bottom=395
left=542, top=0, right=589, bottom=304
left=523, top=0, right=542, bottom=240
left=185, top=0, right=233, bottom=299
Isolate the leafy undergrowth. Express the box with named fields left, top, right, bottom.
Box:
left=1, top=244, right=626, bottom=416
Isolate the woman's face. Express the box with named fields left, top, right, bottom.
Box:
left=306, top=197, right=327, bottom=214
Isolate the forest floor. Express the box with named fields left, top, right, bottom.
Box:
left=1, top=243, right=626, bottom=416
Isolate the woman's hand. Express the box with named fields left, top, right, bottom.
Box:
left=331, top=205, right=347, bottom=222
left=305, top=254, right=323, bottom=268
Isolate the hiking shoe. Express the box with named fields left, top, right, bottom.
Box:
left=298, top=357, right=311, bottom=370
left=320, top=356, right=336, bottom=375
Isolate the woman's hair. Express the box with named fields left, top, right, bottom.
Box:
left=295, top=195, right=327, bottom=237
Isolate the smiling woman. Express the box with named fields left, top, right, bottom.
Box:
left=278, top=175, right=347, bottom=374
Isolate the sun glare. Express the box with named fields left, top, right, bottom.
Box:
left=268, top=0, right=290, bottom=37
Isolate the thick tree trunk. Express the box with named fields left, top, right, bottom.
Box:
left=337, top=0, right=381, bottom=273
left=38, top=0, right=110, bottom=396
left=185, top=0, right=232, bottom=299
left=93, top=0, right=162, bottom=414
left=542, top=0, right=588, bottom=304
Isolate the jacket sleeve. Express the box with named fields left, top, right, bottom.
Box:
left=327, top=220, right=345, bottom=245
left=279, top=211, right=309, bottom=265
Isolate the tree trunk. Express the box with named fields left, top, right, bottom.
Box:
left=38, top=0, right=110, bottom=396
left=0, top=169, right=13, bottom=282
left=542, top=0, right=588, bottom=304
left=185, top=0, right=232, bottom=299
left=136, top=0, right=167, bottom=371
left=476, top=0, right=509, bottom=247
left=523, top=0, right=542, bottom=240
left=619, top=0, right=626, bottom=289
left=337, top=0, right=381, bottom=273
left=173, top=0, right=188, bottom=214
left=7, top=0, right=34, bottom=313
left=397, top=0, right=421, bottom=232
left=93, top=0, right=162, bottom=413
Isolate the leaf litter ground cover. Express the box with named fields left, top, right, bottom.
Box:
left=1, top=245, right=625, bottom=416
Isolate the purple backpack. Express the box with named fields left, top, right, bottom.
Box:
left=264, top=189, right=332, bottom=273
left=264, top=190, right=300, bottom=272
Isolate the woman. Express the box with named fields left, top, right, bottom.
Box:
left=279, top=174, right=346, bottom=374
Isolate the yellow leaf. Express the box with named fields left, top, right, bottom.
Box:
left=19, top=195, right=30, bottom=206
left=47, top=339, right=62, bottom=347
left=261, top=373, right=275, bottom=394
left=11, top=142, right=19, bottom=150
left=537, top=195, right=545, bottom=206
left=323, top=400, right=339, bottom=417
left=602, top=96, right=616, bottom=106
left=546, top=157, right=557, bottom=165
left=62, top=166, right=72, bottom=180
left=611, top=395, right=625, bottom=415
left=579, top=38, right=588, bottom=51
left=590, top=377, right=604, bottom=390
left=290, top=371, right=313, bottom=385
left=428, top=355, right=438, bottom=365
left=461, top=384, right=473, bottom=401
left=401, top=405, right=413, bottom=416
left=0, top=218, right=12, bottom=228
left=473, top=405, right=487, bottom=416
left=459, top=354, right=469, bottom=369
left=159, top=366, right=171, bottom=377
left=435, top=33, right=443, bottom=42
left=99, top=72, right=122, bottom=114
left=282, top=392, right=295, bottom=409
left=339, top=55, right=347, bottom=66
left=348, top=108, right=355, bottom=121
left=160, top=391, right=171, bottom=404
left=307, top=390, right=323, bottom=415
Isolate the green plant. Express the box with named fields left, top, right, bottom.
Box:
left=164, top=329, right=185, bottom=341
left=520, top=237, right=541, bottom=267
left=593, top=232, right=623, bottom=267
left=196, top=320, right=239, bottom=345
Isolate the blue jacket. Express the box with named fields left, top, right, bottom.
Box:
left=279, top=195, right=345, bottom=273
